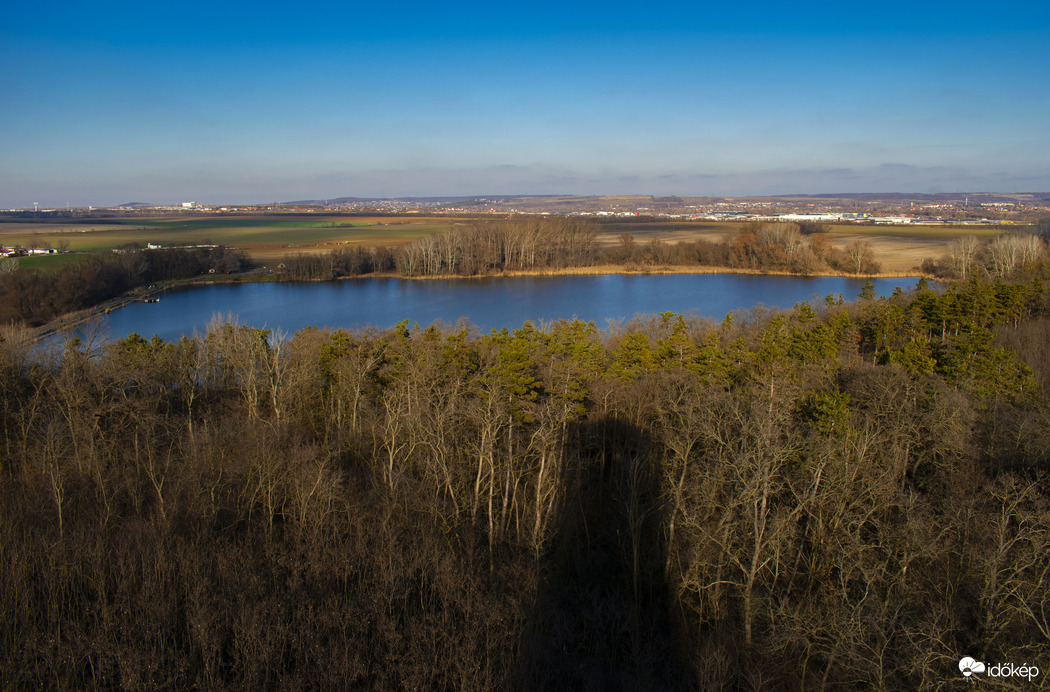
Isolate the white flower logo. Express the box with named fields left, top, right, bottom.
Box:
left=959, top=657, right=986, bottom=677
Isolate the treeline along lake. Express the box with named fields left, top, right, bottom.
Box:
left=100, top=273, right=924, bottom=340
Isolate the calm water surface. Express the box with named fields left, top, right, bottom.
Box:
left=99, top=274, right=925, bottom=341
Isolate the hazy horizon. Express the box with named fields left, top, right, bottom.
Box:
left=61, top=186, right=1050, bottom=210
left=3, top=0, right=1048, bottom=209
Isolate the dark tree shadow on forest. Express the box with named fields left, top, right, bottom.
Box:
left=511, top=417, right=696, bottom=691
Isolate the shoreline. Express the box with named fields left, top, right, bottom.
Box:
left=268, top=263, right=931, bottom=282
left=382, top=264, right=929, bottom=280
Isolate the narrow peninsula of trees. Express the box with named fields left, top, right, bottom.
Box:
left=280, top=218, right=885, bottom=280
left=0, top=245, right=247, bottom=326
left=282, top=219, right=1050, bottom=284
left=2, top=270, right=1049, bottom=688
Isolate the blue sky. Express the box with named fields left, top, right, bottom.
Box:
left=2, top=0, right=1048, bottom=207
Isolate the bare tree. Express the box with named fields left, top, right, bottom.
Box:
left=975, top=477, right=1050, bottom=656
left=945, top=235, right=979, bottom=279
left=988, top=233, right=1044, bottom=278
left=845, top=240, right=878, bottom=275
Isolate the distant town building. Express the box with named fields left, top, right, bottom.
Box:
left=778, top=213, right=841, bottom=222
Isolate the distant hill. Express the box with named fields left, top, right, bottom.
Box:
left=284, top=192, right=1050, bottom=207
left=781, top=192, right=1050, bottom=204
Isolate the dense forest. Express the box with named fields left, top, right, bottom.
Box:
left=2, top=269, right=1048, bottom=688
left=0, top=246, right=247, bottom=326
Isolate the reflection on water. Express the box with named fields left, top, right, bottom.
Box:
left=94, top=274, right=927, bottom=341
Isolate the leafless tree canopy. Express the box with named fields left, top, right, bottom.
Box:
left=927, top=231, right=1048, bottom=280
left=1, top=272, right=1049, bottom=688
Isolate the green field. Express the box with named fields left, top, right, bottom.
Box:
left=14, top=253, right=96, bottom=271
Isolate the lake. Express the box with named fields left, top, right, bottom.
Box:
left=96, top=274, right=926, bottom=341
